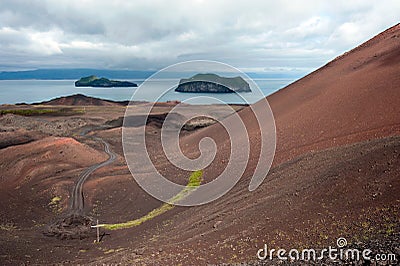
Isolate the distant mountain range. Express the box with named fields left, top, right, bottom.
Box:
left=0, top=68, right=305, bottom=80
left=0, top=69, right=155, bottom=80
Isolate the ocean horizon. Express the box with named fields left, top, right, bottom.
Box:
left=0, top=78, right=295, bottom=105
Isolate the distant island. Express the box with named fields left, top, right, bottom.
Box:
left=75, top=75, right=137, bottom=87
left=175, top=73, right=251, bottom=93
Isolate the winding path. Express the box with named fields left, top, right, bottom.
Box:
left=70, top=137, right=117, bottom=214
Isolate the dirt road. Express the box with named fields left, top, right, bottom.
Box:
left=70, top=137, right=116, bottom=214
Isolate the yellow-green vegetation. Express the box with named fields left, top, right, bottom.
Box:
left=0, top=108, right=85, bottom=116
left=168, top=169, right=202, bottom=203
left=0, top=223, right=18, bottom=231
left=0, top=109, right=58, bottom=116
left=104, top=249, right=115, bottom=254
left=102, top=247, right=124, bottom=254
left=49, top=196, right=62, bottom=214
left=50, top=196, right=61, bottom=204
left=101, top=170, right=203, bottom=230
left=90, top=200, right=101, bottom=217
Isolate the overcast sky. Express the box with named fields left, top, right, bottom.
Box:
left=0, top=0, right=398, bottom=73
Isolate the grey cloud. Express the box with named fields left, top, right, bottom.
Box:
left=0, top=0, right=105, bottom=35
left=0, top=0, right=399, bottom=72
left=0, top=28, right=30, bottom=48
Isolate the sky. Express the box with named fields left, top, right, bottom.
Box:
left=0, top=0, right=398, bottom=74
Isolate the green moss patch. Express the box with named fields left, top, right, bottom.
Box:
left=102, top=170, right=203, bottom=230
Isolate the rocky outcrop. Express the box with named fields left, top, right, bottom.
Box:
left=175, top=73, right=251, bottom=93
left=175, top=81, right=235, bottom=93
left=75, top=75, right=137, bottom=87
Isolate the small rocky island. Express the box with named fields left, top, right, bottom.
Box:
left=175, top=73, right=251, bottom=93
left=75, top=75, right=137, bottom=87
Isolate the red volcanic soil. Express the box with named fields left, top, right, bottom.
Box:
left=0, top=136, right=107, bottom=223
left=0, top=136, right=107, bottom=181
left=104, top=24, right=400, bottom=264
left=267, top=23, right=400, bottom=165
left=182, top=23, right=400, bottom=174
left=0, top=25, right=399, bottom=265
left=0, top=128, right=44, bottom=149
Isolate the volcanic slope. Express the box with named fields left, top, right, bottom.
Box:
left=101, top=24, right=400, bottom=264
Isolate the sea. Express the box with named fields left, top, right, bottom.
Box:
left=0, top=78, right=294, bottom=105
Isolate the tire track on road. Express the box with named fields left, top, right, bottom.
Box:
left=70, top=137, right=116, bottom=214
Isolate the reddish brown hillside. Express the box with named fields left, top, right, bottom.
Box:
left=181, top=23, right=400, bottom=176
left=267, top=23, right=400, bottom=165
left=36, top=94, right=129, bottom=106
left=1, top=24, right=399, bottom=265
left=125, top=24, right=400, bottom=264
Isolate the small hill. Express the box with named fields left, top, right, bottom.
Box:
left=35, top=94, right=129, bottom=106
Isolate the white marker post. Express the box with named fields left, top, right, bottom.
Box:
left=91, top=219, right=105, bottom=243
